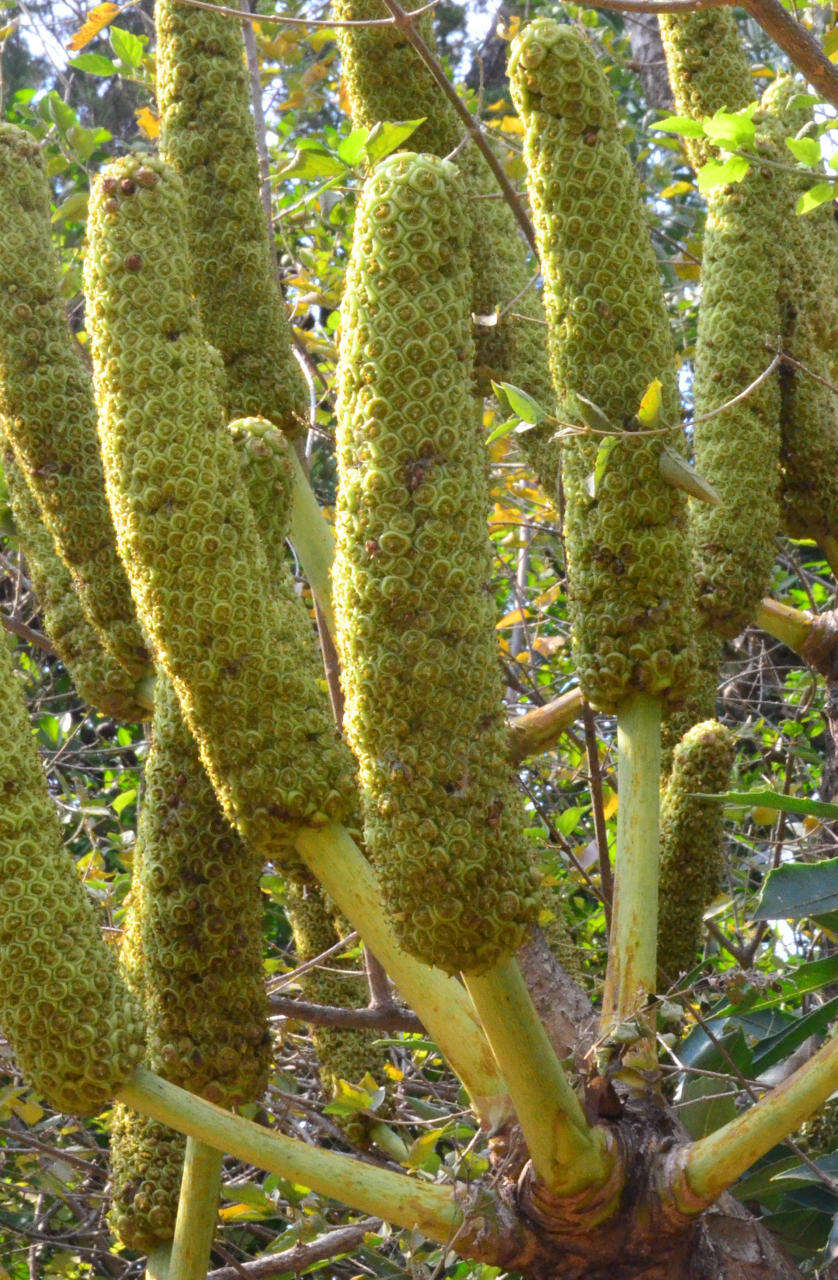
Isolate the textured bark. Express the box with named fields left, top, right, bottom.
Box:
left=627, top=15, right=673, bottom=110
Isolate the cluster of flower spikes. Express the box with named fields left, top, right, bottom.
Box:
left=660, top=19, right=838, bottom=565
left=0, top=125, right=150, bottom=683
left=334, top=151, right=539, bottom=976
left=657, top=11, right=754, bottom=171
left=85, top=154, right=357, bottom=861
left=0, top=443, right=149, bottom=721
left=762, top=78, right=838, bottom=547
left=0, top=631, right=145, bottom=1113
left=155, top=0, right=307, bottom=441
left=686, top=104, right=785, bottom=638
left=110, top=673, right=271, bottom=1250
left=509, top=20, right=694, bottom=714
left=657, top=719, right=736, bottom=979
left=227, top=417, right=385, bottom=1112
left=333, top=0, right=559, bottom=498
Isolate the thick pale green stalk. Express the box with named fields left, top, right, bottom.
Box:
left=464, top=956, right=613, bottom=1195
left=168, top=1139, right=223, bottom=1280
left=117, top=1069, right=464, bottom=1243
left=675, top=1036, right=838, bottom=1207
left=601, top=694, right=661, bottom=1067
left=288, top=447, right=336, bottom=637
left=146, top=1245, right=172, bottom=1280
left=294, top=824, right=511, bottom=1128
left=755, top=599, right=814, bottom=655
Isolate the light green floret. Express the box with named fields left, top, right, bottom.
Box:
left=658, top=720, right=735, bottom=979
left=156, top=0, right=307, bottom=439
left=0, top=633, right=144, bottom=1113
left=1, top=443, right=151, bottom=721
left=85, top=155, right=356, bottom=857
left=333, top=0, right=559, bottom=496
left=110, top=674, right=270, bottom=1251
left=0, top=126, right=150, bottom=682
left=689, top=106, right=784, bottom=637
left=334, top=152, right=538, bottom=975
left=509, top=21, right=694, bottom=712
left=761, top=79, right=838, bottom=548
left=658, top=11, right=754, bottom=171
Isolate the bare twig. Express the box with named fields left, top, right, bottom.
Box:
left=206, top=1222, right=379, bottom=1280
left=582, top=700, right=613, bottom=925
left=269, top=993, right=422, bottom=1032
left=174, top=0, right=439, bottom=27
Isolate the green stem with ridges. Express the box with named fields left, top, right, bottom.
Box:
left=672, top=1035, right=838, bottom=1208
left=288, top=448, right=337, bottom=637
left=168, top=1139, right=223, bottom=1280
left=145, top=1245, right=172, bottom=1280
left=294, top=824, right=511, bottom=1129
left=464, top=955, right=613, bottom=1195
left=601, top=693, right=661, bottom=1073
left=117, top=1069, right=465, bottom=1244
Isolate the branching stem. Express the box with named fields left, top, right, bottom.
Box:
left=601, top=693, right=661, bottom=1074
left=169, top=1139, right=223, bottom=1280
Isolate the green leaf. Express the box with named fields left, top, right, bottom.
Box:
left=586, top=435, right=618, bottom=498
left=485, top=416, right=520, bottom=445
left=69, top=52, right=117, bottom=75
left=785, top=135, right=821, bottom=166
left=711, top=955, right=838, bottom=1018
left=112, top=788, right=136, bottom=817
left=571, top=391, right=614, bottom=433
left=678, top=1073, right=738, bottom=1140
left=406, top=1126, right=448, bottom=1171
left=716, top=789, right=838, bottom=822
left=110, top=25, right=143, bottom=68
left=696, top=155, right=750, bottom=194
left=280, top=146, right=346, bottom=180
left=751, top=996, right=838, bottom=1074
left=364, top=117, right=426, bottom=165
left=336, top=127, right=368, bottom=166
left=755, top=858, right=838, bottom=921
left=42, top=91, right=76, bottom=134
left=51, top=190, right=88, bottom=224
left=796, top=182, right=838, bottom=215
left=654, top=114, right=706, bottom=139
left=703, top=109, right=756, bottom=151
left=490, top=381, right=546, bottom=425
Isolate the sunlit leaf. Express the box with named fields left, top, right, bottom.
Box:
left=67, top=1, right=120, bottom=51
left=365, top=117, right=426, bottom=165
left=653, top=114, right=706, bottom=139
left=69, top=51, right=117, bottom=75
left=636, top=377, right=663, bottom=427
left=135, top=106, right=159, bottom=139
left=796, top=182, right=838, bottom=215
left=785, top=135, right=820, bottom=166
left=695, top=155, right=750, bottom=194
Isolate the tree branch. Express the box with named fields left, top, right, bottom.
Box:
left=269, top=993, right=423, bottom=1033
left=205, top=1223, right=377, bottom=1280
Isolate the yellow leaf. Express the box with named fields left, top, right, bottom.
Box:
left=135, top=106, right=159, bottom=139
left=751, top=806, right=776, bottom=827
left=673, top=259, right=701, bottom=282
left=530, top=634, right=565, bottom=657
left=11, top=1095, right=44, bottom=1125
left=383, top=1063, right=403, bottom=1081
left=0, top=21, right=18, bottom=43
left=499, top=115, right=524, bottom=134
left=67, top=2, right=120, bottom=51
left=636, top=377, right=663, bottom=427
left=496, top=607, right=528, bottom=629
left=659, top=180, right=692, bottom=198
left=803, top=815, right=821, bottom=833
left=602, top=789, right=618, bottom=820
left=533, top=581, right=563, bottom=608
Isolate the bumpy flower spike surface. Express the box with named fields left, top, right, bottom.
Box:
left=227, top=417, right=384, bottom=1115
left=658, top=11, right=754, bottom=171
left=0, top=633, right=145, bottom=1113
left=156, top=0, right=308, bottom=439
left=1, top=442, right=149, bottom=721
left=334, top=152, right=538, bottom=975
left=85, top=155, right=356, bottom=860
left=688, top=108, right=783, bottom=637
left=509, top=20, right=693, bottom=713
left=0, top=125, right=150, bottom=682
left=657, top=719, right=735, bottom=979
left=762, top=78, right=838, bottom=548
left=110, top=674, right=270, bottom=1251
left=334, top=0, right=559, bottom=496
